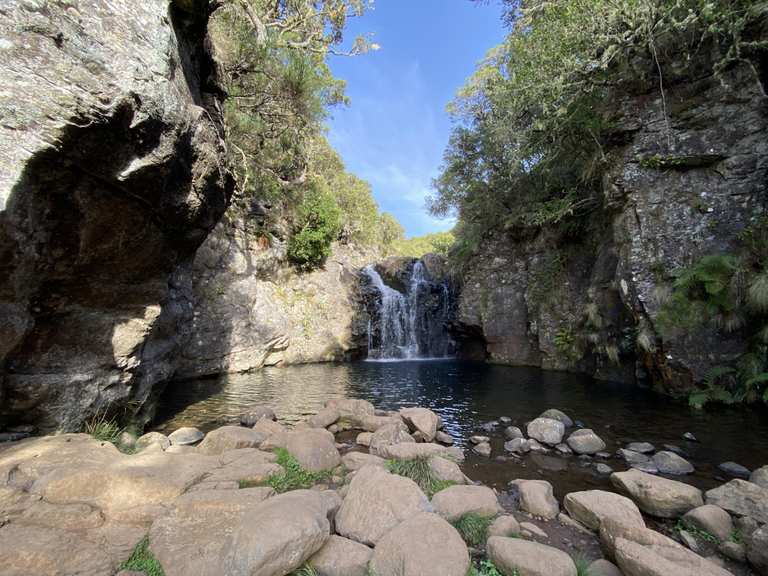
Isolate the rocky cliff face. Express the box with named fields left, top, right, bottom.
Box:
left=0, top=0, right=232, bottom=431
left=456, top=59, right=767, bottom=393
left=175, top=214, right=375, bottom=379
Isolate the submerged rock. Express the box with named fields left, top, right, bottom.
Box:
left=718, top=462, right=751, bottom=479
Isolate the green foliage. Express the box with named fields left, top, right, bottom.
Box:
left=378, top=212, right=406, bottom=251
left=292, top=564, right=318, bottom=576
left=451, top=513, right=494, bottom=547
left=120, top=536, right=165, bottom=576
left=385, top=457, right=456, bottom=497
left=391, top=231, right=455, bottom=258
left=83, top=413, right=122, bottom=444
left=467, top=559, right=506, bottom=576
left=245, top=448, right=332, bottom=492
left=554, top=327, right=582, bottom=363
left=573, top=555, right=592, bottom=576
left=676, top=519, right=720, bottom=544
left=433, top=0, right=766, bottom=265
left=288, top=183, right=343, bottom=267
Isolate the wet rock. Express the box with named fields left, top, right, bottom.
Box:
left=400, top=407, right=439, bottom=442
left=429, top=456, right=466, bottom=484
left=556, top=443, right=574, bottom=455
left=369, top=512, right=470, bottom=576
left=626, top=442, right=655, bottom=454
left=746, top=525, right=768, bottom=574
left=479, top=421, right=499, bottom=433
left=528, top=439, right=549, bottom=453
left=618, top=449, right=650, bottom=465
left=168, top=427, right=204, bottom=446
left=488, top=515, right=521, bottom=537
left=682, top=505, right=733, bottom=541
left=308, top=408, right=341, bottom=429
left=718, top=462, right=751, bottom=479
left=631, top=460, right=659, bottom=474
left=527, top=418, right=566, bottom=446
left=487, top=537, right=577, bottom=576
left=341, top=452, right=386, bottom=471
left=705, top=480, right=768, bottom=524
left=613, top=537, right=732, bottom=576
left=539, top=409, right=574, bottom=428
left=435, top=431, right=454, bottom=445
left=239, top=406, right=276, bottom=427
left=355, top=432, right=372, bottom=447
left=588, top=559, right=623, bottom=576
left=504, top=426, right=524, bottom=440
left=563, top=490, right=645, bottom=531
left=499, top=416, right=513, bottom=425
left=309, top=535, right=372, bottom=576
left=197, top=426, right=267, bottom=455
left=683, top=432, right=699, bottom=442
left=335, top=466, right=430, bottom=546
left=285, top=429, right=341, bottom=472
left=566, top=429, right=606, bottom=455
left=431, top=485, right=502, bottom=521
left=470, top=435, right=491, bottom=444
left=750, top=466, right=768, bottom=489
left=511, top=479, right=559, bottom=520
left=611, top=469, right=703, bottom=518
left=652, top=451, right=694, bottom=475
left=135, top=432, right=170, bottom=452
left=505, top=438, right=530, bottom=454
left=596, top=463, right=614, bottom=475
left=368, top=422, right=415, bottom=457
left=473, top=442, right=492, bottom=457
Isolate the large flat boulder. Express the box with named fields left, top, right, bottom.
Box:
left=705, top=480, right=768, bottom=524
left=309, top=535, right=373, bottom=576
left=487, top=537, right=577, bottom=576
left=431, top=485, right=501, bottom=521
left=611, top=469, right=703, bottom=518
left=335, top=466, right=431, bottom=546
left=563, top=490, right=644, bottom=531
left=369, top=512, right=470, bottom=576
left=197, top=426, right=268, bottom=455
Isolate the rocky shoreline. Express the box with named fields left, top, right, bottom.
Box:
left=1, top=400, right=767, bottom=576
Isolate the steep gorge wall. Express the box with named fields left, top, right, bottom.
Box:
left=0, top=0, right=232, bottom=431
left=456, top=58, right=768, bottom=393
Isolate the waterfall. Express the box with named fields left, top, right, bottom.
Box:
left=363, top=260, right=454, bottom=360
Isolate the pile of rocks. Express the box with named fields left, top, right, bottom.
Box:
left=1, top=399, right=767, bottom=576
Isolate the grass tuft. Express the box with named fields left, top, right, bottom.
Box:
left=120, top=536, right=165, bottom=576
left=241, top=448, right=331, bottom=493
left=385, top=457, right=456, bottom=497
left=451, top=513, right=494, bottom=547
left=573, top=555, right=591, bottom=576
left=675, top=519, right=720, bottom=544
left=466, top=559, right=506, bottom=576
left=84, top=412, right=122, bottom=444
left=292, top=564, right=318, bottom=576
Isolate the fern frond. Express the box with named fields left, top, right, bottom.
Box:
left=747, top=271, right=768, bottom=312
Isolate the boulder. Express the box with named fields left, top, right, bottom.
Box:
left=750, top=465, right=768, bottom=489
left=341, top=452, right=386, bottom=471
left=527, top=418, right=566, bottom=445
left=613, top=537, right=733, bottom=576
left=652, top=451, right=694, bottom=475
left=470, top=435, right=491, bottom=444
left=488, top=515, right=521, bottom=538
left=253, top=418, right=286, bottom=438
left=566, top=429, right=606, bottom=455
left=368, top=422, right=414, bottom=457
left=473, top=442, right=492, bottom=457
left=487, top=537, right=577, bottom=576
left=307, top=408, right=341, bottom=429
left=400, top=407, right=440, bottom=442
left=435, top=431, right=454, bottom=445
left=563, top=490, right=644, bottom=531
left=369, top=513, right=470, bottom=576
left=588, top=559, right=623, bottom=576
left=378, top=442, right=464, bottom=462
left=626, top=442, right=655, bottom=454
left=618, top=449, right=650, bottom=465
left=428, top=456, right=466, bottom=484
left=150, top=487, right=277, bottom=576
left=222, top=490, right=332, bottom=576
left=168, top=427, right=204, bottom=446
left=599, top=516, right=685, bottom=560
left=718, top=462, right=751, bottom=479
left=135, top=432, right=170, bottom=452
left=538, top=409, right=574, bottom=428
left=197, top=426, right=267, bottom=455
left=285, top=429, right=341, bottom=472
left=682, top=505, right=733, bottom=541
left=505, top=438, right=530, bottom=454
left=326, top=399, right=376, bottom=429
left=611, top=469, right=703, bottom=518
left=309, top=535, right=372, bottom=576
left=511, top=479, right=559, bottom=520
left=747, top=524, right=768, bottom=575
left=195, top=449, right=281, bottom=488
left=355, top=432, right=372, bottom=447
left=431, top=485, right=502, bottom=521
left=504, top=426, right=524, bottom=440
left=719, top=541, right=746, bottom=563
left=240, top=406, right=276, bottom=427
left=335, top=466, right=431, bottom=546
left=705, top=480, right=768, bottom=524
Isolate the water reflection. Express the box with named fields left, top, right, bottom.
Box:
left=154, top=360, right=768, bottom=496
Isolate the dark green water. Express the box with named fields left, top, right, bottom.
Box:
left=154, top=360, right=768, bottom=497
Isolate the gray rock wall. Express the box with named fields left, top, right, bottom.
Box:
left=456, top=60, right=768, bottom=393
left=0, top=0, right=232, bottom=431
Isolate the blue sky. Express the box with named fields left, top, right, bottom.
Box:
left=326, top=1, right=506, bottom=238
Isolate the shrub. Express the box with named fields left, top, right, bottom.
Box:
left=288, top=184, right=342, bottom=268
left=120, top=536, right=165, bottom=576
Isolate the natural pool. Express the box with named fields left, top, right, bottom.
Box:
left=154, top=360, right=768, bottom=498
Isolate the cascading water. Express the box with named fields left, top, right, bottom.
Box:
left=363, top=259, right=455, bottom=360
